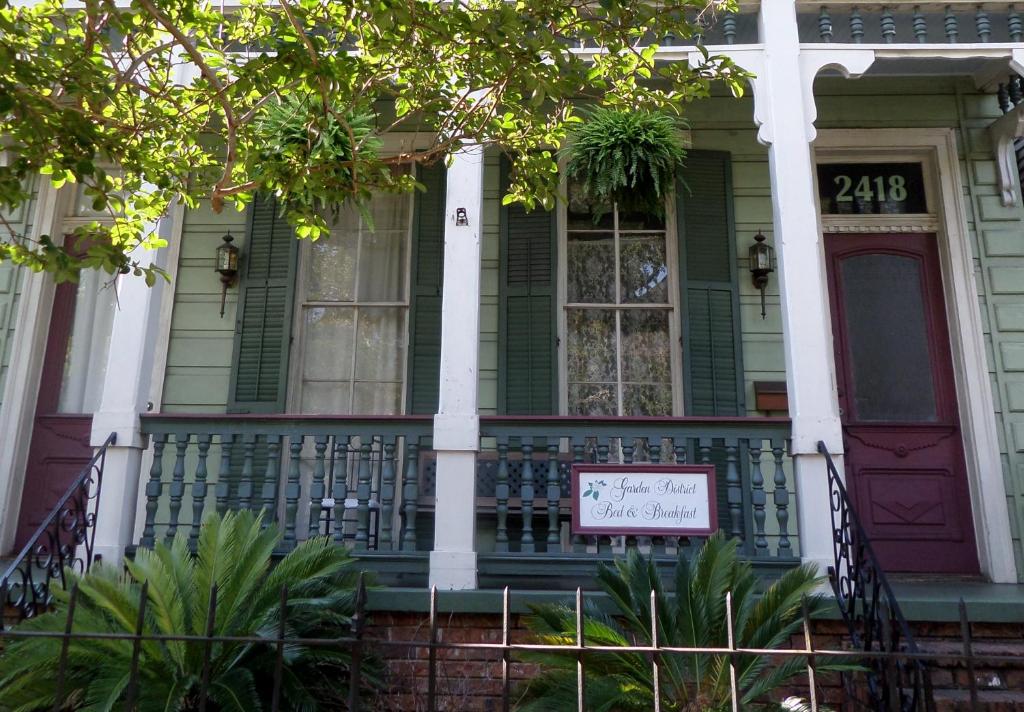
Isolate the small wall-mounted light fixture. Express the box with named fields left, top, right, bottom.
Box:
left=748, top=230, right=775, bottom=320
left=215, top=232, right=240, bottom=318
left=455, top=207, right=469, bottom=226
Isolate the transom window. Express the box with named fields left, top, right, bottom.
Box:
left=563, top=180, right=680, bottom=416
left=292, top=191, right=413, bottom=415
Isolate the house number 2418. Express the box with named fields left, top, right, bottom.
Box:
left=833, top=174, right=908, bottom=203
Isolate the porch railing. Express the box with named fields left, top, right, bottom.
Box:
left=137, top=414, right=796, bottom=570
left=1, top=433, right=115, bottom=629
left=797, top=2, right=1024, bottom=44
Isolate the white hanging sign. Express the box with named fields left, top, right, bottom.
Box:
left=571, top=464, right=718, bottom=536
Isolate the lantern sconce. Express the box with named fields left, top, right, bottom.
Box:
left=215, top=232, right=240, bottom=318
left=748, top=230, right=775, bottom=320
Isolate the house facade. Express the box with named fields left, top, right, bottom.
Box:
left=3, top=1, right=1024, bottom=606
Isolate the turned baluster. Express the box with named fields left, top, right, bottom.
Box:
left=880, top=7, right=896, bottom=43
left=849, top=7, right=864, bottom=43
left=520, top=443, right=535, bottom=553
left=913, top=6, right=928, bottom=43
left=262, top=435, right=281, bottom=525
left=282, top=435, right=303, bottom=549
left=495, top=442, right=510, bottom=553
left=546, top=442, right=561, bottom=548
left=308, top=435, right=329, bottom=538
left=354, top=442, right=373, bottom=549
left=945, top=5, right=959, bottom=43
left=190, top=434, right=211, bottom=546
left=818, top=7, right=833, bottom=42
left=141, top=433, right=166, bottom=548
left=166, top=432, right=189, bottom=542
left=976, top=6, right=991, bottom=42
left=401, top=441, right=420, bottom=550
left=379, top=440, right=397, bottom=550
left=750, top=441, right=768, bottom=556
left=773, top=440, right=792, bottom=555
left=237, top=434, right=255, bottom=511
left=332, top=436, right=350, bottom=544
left=1010, top=6, right=1023, bottom=42
left=215, top=433, right=233, bottom=514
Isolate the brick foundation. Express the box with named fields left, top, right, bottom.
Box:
left=363, top=612, right=1024, bottom=711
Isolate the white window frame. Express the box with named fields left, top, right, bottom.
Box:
left=556, top=173, right=684, bottom=417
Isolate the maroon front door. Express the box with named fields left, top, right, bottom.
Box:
left=13, top=281, right=94, bottom=550
left=825, top=233, right=979, bottom=575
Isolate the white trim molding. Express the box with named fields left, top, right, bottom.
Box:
left=813, top=128, right=1017, bottom=584
left=0, top=183, right=64, bottom=554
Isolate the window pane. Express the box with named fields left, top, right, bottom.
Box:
left=617, top=208, right=666, bottom=231
left=354, top=307, right=405, bottom=381
left=566, top=179, right=613, bottom=230
left=567, top=309, right=616, bottom=383
left=358, top=193, right=409, bottom=302
left=58, top=271, right=117, bottom=413
left=567, top=232, right=615, bottom=303
left=301, top=307, right=354, bottom=381
left=354, top=381, right=402, bottom=414
left=301, top=382, right=352, bottom=415
left=568, top=383, right=616, bottom=416
left=621, top=309, right=671, bottom=384
left=840, top=254, right=938, bottom=422
left=623, top=384, right=672, bottom=416
left=620, top=234, right=669, bottom=304
left=306, top=212, right=358, bottom=302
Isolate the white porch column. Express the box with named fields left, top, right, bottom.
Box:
left=89, top=221, right=174, bottom=564
left=429, top=145, right=484, bottom=590
left=758, top=2, right=849, bottom=573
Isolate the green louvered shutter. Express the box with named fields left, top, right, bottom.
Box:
left=227, top=197, right=299, bottom=413
left=677, top=150, right=744, bottom=417
left=499, top=156, right=557, bottom=415
left=407, top=162, right=446, bottom=414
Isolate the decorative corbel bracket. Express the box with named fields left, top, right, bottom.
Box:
left=798, top=49, right=876, bottom=142
left=989, top=105, right=1024, bottom=206
left=687, top=47, right=769, bottom=144
left=989, top=48, right=1024, bottom=206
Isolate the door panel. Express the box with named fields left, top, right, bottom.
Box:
left=826, top=233, right=979, bottom=575
left=13, top=279, right=100, bottom=550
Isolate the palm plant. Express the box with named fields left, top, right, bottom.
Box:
left=563, top=107, right=688, bottom=221
left=518, top=533, right=845, bottom=712
left=0, top=510, right=375, bottom=711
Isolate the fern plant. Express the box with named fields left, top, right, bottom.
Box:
left=0, top=510, right=376, bottom=712
left=563, top=107, right=687, bottom=221
left=517, top=533, right=850, bottom=712
left=251, top=94, right=406, bottom=235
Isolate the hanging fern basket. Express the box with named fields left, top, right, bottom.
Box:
left=563, top=108, right=687, bottom=220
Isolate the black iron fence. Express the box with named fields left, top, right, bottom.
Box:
left=1, top=433, right=114, bottom=627
left=1, top=576, right=1014, bottom=712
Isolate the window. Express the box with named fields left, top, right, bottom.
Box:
left=562, top=180, right=681, bottom=416
left=292, top=192, right=413, bottom=415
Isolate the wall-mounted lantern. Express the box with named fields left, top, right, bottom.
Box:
left=215, top=232, right=240, bottom=318
left=748, top=230, right=775, bottom=320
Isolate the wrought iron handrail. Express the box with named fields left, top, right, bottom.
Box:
left=818, top=440, right=933, bottom=712
left=1, top=433, right=115, bottom=629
